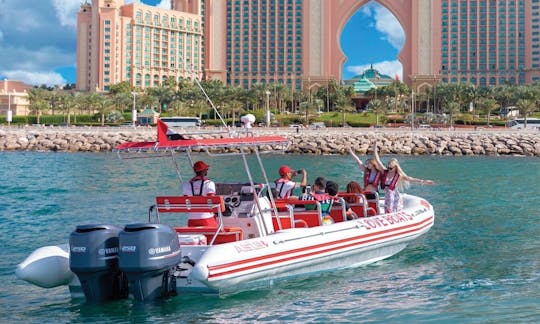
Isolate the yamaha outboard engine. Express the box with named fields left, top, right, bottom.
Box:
left=69, top=224, right=128, bottom=303
left=118, top=223, right=181, bottom=302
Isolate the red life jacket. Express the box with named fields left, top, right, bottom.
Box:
left=381, top=170, right=400, bottom=190
left=311, top=192, right=333, bottom=214
left=312, top=192, right=331, bottom=202
left=189, top=175, right=209, bottom=196
left=363, top=169, right=381, bottom=189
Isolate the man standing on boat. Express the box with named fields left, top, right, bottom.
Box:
left=274, top=165, right=307, bottom=199
left=182, top=161, right=218, bottom=227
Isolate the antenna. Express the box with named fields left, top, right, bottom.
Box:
left=185, top=63, right=228, bottom=128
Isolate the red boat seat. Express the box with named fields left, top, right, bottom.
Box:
left=329, top=198, right=347, bottom=223
left=336, top=192, right=377, bottom=217
left=155, top=196, right=237, bottom=244
left=155, top=195, right=225, bottom=214
left=364, top=191, right=380, bottom=216
left=277, top=198, right=322, bottom=228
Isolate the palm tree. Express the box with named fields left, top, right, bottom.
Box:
left=27, top=88, right=49, bottom=124
left=147, top=86, right=174, bottom=113
left=95, top=95, right=114, bottom=126
left=367, top=98, right=387, bottom=126
left=81, top=92, right=101, bottom=121
left=477, top=98, right=499, bottom=126
left=111, top=92, right=132, bottom=112
left=334, top=85, right=356, bottom=126
left=443, top=101, right=461, bottom=127
left=516, top=99, right=537, bottom=128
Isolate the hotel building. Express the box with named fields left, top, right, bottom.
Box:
left=77, top=0, right=540, bottom=92
left=0, top=80, right=31, bottom=117
left=76, top=0, right=204, bottom=91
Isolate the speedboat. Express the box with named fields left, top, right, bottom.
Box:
left=16, top=120, right=435, bottom=301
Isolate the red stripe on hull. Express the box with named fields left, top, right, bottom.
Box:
left=207, top=215, right=434, bottom=280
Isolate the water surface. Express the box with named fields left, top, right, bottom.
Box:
left=0, top=152, right=538, bottom=323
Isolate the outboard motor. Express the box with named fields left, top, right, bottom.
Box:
left=69, top=224, right=128, bottom=303
left=118, top=223, right=181, bottom=302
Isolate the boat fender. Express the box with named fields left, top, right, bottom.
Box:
left=16, top=244, right=74, bottom=288
left=191, top=263, right=209, bottom=282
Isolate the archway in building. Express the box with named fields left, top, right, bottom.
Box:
left=340, top=2, right=404, bottom=82
left=311, top=0, right=439, bottom=89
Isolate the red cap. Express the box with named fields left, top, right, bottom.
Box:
left=279, top=165, right=292, bottom=176
left=193, top=161, right=209, bottom=173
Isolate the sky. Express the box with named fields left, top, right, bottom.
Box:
left=0, top=0, right=404, bottom=86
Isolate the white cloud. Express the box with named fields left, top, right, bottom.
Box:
left=52, top=0, right=81, bottom=28
left=362, top=1, right=404, bottom=50
left=347, top=60, right=403, bottom=81
left=3, top=70, right=66, bottom=86
left=0, top=1, right=76, bottom=85
left=157, top=0, right=171, bottom=9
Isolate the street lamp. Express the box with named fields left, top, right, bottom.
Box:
left=411, top=90, right=415, bottom=130
left=131, top=91, right=137, bottom=128
left=265, top=90, right=271, bottom=127
left=7, top=92, right=12, bottom=126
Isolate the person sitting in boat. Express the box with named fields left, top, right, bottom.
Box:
left=326, top=180, right=358, bottom=220
left=182, top=160, right=218, bottom=227
left=301, top=177, right=333, bottom=215
left=274, top=165, right=307, bottom=199
left=347, top=146, right=385, bottom=193
left=344, top=181, right=364, bottom=204
left=373, top=145, right=435, bottom=213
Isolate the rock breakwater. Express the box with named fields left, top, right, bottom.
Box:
left=1, top=126, right=539, bottom=156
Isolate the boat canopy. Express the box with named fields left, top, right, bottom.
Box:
left=114, top=120, right=289, bottom=154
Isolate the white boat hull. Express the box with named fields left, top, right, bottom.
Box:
left=16, top=194, right=433, bottom=296
left=189, top=196, right=433, bottom=292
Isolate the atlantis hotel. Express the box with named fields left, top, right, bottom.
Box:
left=76, top=0, right=540, bottom=93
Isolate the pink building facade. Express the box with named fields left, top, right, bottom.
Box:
left=76, top=0, right=203, bottom=91
left=77, top=0, right=540, bottom=93
left=203, top=0, right=540, bottom=92
left=203, top=0, right=443, bottom=92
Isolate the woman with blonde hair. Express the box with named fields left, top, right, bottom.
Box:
left=373, top=146, right=435, bottom=213
left=347, top=146, right=385, bottom=192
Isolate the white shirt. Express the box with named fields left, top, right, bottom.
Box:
left=274, top=179, right=296, bottom=199
left=182, top=179, right=216, bottom=219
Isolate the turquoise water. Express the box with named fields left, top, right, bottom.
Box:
left=0, top=152, right=539, bottom=323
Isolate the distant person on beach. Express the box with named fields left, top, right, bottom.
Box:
left=274, top=165, right=307, bottom=199
left=372, top=145, right=435, bottom=213
left=182, top=160, right=218, bottom=227
left=347, top=146, right=385, bottom=192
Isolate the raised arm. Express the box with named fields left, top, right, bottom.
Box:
left=298, top=169, right=307, bottom=187
left=372, top=142, right=386, bottom=171
left=347, top=147, right=366, bottom=172
left=402, top=175, right=435, bottom=185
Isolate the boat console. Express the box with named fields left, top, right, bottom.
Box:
left=215, top=183, right=264, bottom=218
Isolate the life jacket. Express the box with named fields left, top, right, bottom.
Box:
left=363, top=169, right=381, bottom=189
left=381, top=170, right=400, bottom=191
left=189, top=175, right=209, bottom=196
left=308, top=192, right=333, bottom=215
left=274, top=178, right=295, bottom=198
